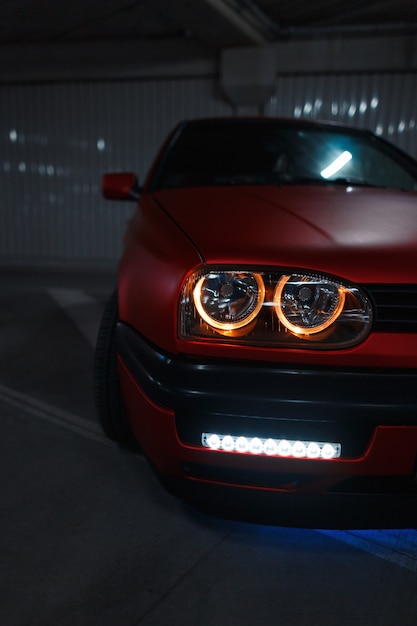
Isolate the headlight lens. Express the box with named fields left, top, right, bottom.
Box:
left=193, top=271, right=265, bottom=331
left=274, top=274, right=346, bottom=335
left=179, top=267, right=373, bottom=349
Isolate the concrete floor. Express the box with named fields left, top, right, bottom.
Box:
left=1, top=267, right=416, bottom=626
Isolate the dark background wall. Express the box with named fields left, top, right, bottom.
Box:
left=2, top=30, right=417, bottom=267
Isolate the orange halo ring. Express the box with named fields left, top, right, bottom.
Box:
left=273, top=274, right=346, bottom=335
left=193, top=272, right=265, bottom=331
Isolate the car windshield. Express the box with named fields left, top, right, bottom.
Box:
left=150, top=120, right=417, bottom=192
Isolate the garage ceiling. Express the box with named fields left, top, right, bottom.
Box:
left=1, top=0, right=417, bottom=49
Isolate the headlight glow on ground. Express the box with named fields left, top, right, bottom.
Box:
left=202, top=433, right=341, bottom=460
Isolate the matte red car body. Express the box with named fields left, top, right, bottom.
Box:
left=118, top=187, right=417, bottom=367
left=100, top=118, right=417, bottom=524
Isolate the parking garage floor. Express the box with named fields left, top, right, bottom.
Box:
left=1, top=267, right=416, bottom=626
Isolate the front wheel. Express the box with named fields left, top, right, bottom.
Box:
left=94, top=290, right=139, bottom=450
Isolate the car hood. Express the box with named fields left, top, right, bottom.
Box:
left=153, top=185, right=417, bottom=282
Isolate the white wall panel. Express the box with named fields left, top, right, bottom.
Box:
left=265, top=73, right=417, bottom=159
left=1, top=78, right=231, bottom=266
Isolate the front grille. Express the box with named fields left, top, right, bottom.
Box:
left=364, top=284, right=417, bottom=332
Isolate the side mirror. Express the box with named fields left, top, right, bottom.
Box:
left=102, top=173, right=141, bottom=201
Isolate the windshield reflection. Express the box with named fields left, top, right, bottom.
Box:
left=152, top=120, right=417, bottom=192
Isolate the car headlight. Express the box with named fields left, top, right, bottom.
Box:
left=179, top=267, right=373, bottom=349
left=274, top=274, right=346, bottom=336
left=193, top=271, right=265, bottom=331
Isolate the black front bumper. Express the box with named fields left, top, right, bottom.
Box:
left=117, top=321, right=417, bottom=460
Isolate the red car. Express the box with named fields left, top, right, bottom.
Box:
left=95, top=118, right=417, bottom=526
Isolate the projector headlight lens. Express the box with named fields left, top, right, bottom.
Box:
left=193, top=271, right=264, bottom=331
left=273, top=274, right=346, bottom=335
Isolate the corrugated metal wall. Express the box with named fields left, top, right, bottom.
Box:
left=1, top=78, right=232, bottom=266
left=1, top=72, right=416, bottom=267
left=265, top=73, right=417, bottom=159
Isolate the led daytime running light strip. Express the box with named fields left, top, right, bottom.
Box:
left=202, top=433, right=341, bottom=460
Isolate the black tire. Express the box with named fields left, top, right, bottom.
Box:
left=94, top=290, right=139, bottom=450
